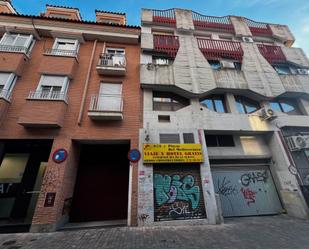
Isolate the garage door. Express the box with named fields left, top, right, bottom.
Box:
left=153, top=164, right=206, bottom=221
left=212, top=167, right=283, bottom=217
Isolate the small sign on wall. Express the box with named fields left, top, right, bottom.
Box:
left=52, top=149, right=68, bottom=164
left=44, top=192, right=56, bottom=207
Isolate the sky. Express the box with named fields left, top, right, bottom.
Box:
left=11, top=0, right=309, bottom=56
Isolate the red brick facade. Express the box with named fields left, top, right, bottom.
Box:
left=0, top=10, right=141, bottom=231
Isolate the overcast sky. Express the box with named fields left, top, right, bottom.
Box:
left=11, top=0, right=309, bottom=56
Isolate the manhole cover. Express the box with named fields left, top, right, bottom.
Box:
left=2, top=240, right=16, bottom=246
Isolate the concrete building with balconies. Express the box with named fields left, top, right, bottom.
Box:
left=0, top=1, right=141, bottom=233
left=138, top=8, right=309, bottom=226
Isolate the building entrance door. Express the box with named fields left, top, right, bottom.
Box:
left=70, top=143, right=130, bottom=223
left=0, top=140, right=52, bottom=232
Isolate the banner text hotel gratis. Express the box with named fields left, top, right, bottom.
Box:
left=143, top=144, right=204, bottom=163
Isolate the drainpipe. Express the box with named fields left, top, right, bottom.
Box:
left=77, top=39, right=98, bottom=126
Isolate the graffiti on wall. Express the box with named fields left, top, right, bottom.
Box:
left=241, top=188, right=257, bottom=206
left=153, top=173, right=206, bottom=221
left=240, top=170, right=268, bottom=187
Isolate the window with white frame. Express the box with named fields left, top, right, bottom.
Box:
left=100, top=48, right=126, bottom=67
left=0, top=73, right=17, bottom=100
left=33, top=75, right=69, bottom=101
left=0, top=33, right=34, bottom=54
left=96, top=83, right=122, bottom=111
left=51, top=38, right=79, bottom=56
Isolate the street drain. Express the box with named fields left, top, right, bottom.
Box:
left=2, top=240, right=16, bottom=246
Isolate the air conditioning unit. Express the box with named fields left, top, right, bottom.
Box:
left=297, top=69, right=309, bottom=75
left=260, top=107, right=276, bottom=121
left=286, top=135, right=309, bottom=151
left=242, top=37, right=254, bottom=43
left=220, top=60, right=235, bottom=69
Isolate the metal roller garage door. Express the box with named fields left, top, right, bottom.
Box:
left=153, top=164, right=206, bottom=221
left=212, top=167, right=283, bottom=217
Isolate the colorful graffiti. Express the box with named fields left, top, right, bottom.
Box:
left=241, top=188, right=257, bottom=206
left=153, top=173, right=206, bottom=221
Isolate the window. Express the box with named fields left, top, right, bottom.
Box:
left=0, top=73, right=17, bottom=100
left=183, top=133, right=195, bottom=143
left=208, top=60, right=221, bottom=70
left=205, top=135, right=235, bottom=147
left=200, top=95, right=227, bottom=113
left=33, top=75, right=69, bottom=100
left=153, top=92, right=189, bottom=111
left=273, top=65, right=291, bottom=75
left=269, top=99, right=302, bottom=115
left=0, top=33, right=34, bottom=54
left=160, top=134, right=180, bottom=143
left=153, top=57, right=169, bottom=65
left=101, top=48, right=126, bottom=67
left=51, top=38, right=79, bottom=56
left=235, top=96, right=260, bottom=114
left=97, top=83, right=122, bottom=111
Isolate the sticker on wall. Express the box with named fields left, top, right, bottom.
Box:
left=52, top=148, right=68, bottom=164
left=44, top=192, right=56, bottom=207
left=128, top=149, right=141, bottom=163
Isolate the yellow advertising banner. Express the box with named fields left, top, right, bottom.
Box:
left=143, top=144, right=204, bottom=163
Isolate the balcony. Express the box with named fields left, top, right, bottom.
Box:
left=88, top=94, right=123, bottom=120
left=96, top=53, right=126, bottom=76
left=0, top=90, right=12, bottom=102
left=257, top=44, right=286, bottom=64
left=244, top=18, right=273, bottom=37
left=192, top=12, right=234, bottom=33
left=39, top=49, right=78, bottom=78
left=197, top=38, right=243, bottom=61
left=18, top=91, right=68, bottom=128
left=0, top=46, right=28, bottom=76
left=152, top=9, right=176, bottom=26
left=44, top=48, right=77, bottom=57
left=153, top=35, right=180, bottom=59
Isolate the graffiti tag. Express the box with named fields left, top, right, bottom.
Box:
left=217, top=177, right=237, bottom=197
left=240, top=171, right=268, bottom=187
left=241, top=188, right=257, bottom=206
left=138, top=214, right=149, bottom=224
left=154, top=174, right=200, bottom=209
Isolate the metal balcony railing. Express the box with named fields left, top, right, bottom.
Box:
left=98, top=53, right=126, bottom=68
left=152, top=9, right=176, bottom=26
left=153, top=35, right=180, bottom=59
left=257, top=44, right=286, bottom=64
left=45, top=48, right=77, bottom=57
left=89, top=94, right=123, bottom=112
left=0, top=45, right=29, bottom=54
left=0, top=89, right=12, bottom=101
left=197, top=38, right=243, bottom=61
left=192, top=12, right=234, bottom=33
left=244, top=18, right=273, bottom=37
left=28, top=91, right=68, bottom=102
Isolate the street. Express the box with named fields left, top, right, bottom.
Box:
left=1, top=215, right=309, bottom=249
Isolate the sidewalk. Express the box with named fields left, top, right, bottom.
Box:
left=1, top=215, right=309, bottom=249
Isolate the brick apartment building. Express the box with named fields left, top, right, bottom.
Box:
left=0, top=0, right=141, bottom=232
left=138, top=8, right=309, bottom=226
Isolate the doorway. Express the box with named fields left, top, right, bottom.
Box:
left=69, top=142, right=130, bottom=223
left=0, top=140, right=52, bottom=232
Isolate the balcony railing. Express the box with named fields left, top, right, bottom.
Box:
left=28, top=91, right=68, bottom=103
left=244, top=18, right=273, bottom=37
left=0, top=89, right=12, bottom=101
left=45, top=48, right=77, bottom=57
left=257, top=44, right=286, bottom=64
left=192, top=12, right=234, bottom=33
left=153, top=35, right=180, bottom=59
left=152, top=9, right=176, bottom=26
left=197, top=38, right=243, bottom=61
left=89, top=94, right=123, bottom=112
left=98, top=53, right=126, bottom=68
left=0, top=45, right=29, bottom=54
